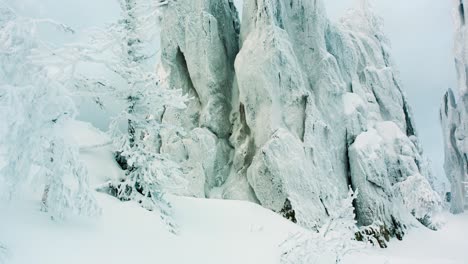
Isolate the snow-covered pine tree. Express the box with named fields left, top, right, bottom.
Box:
left=109, top=1, right=187, bottom=234
left=32, top=0, right=187, bottom=233
left=0, top=3, right=98, bottom=218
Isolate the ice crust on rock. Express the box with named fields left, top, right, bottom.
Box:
left=158, top=0, right=440, bottom=236
left=350, top=122, right=441, bottom=233
left=158, top=0, right=241, bottom=198
left=440, top=0, right=468, bottom=214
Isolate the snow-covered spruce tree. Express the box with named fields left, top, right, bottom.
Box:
left=102, top=0, right=186, bottom=234
left=33, top=0, right=187, bottom=232
left=280, top=189, right=371, bottom=264
left=0, top=3, right=99, bottom=218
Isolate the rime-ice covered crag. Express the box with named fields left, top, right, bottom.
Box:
left=158, top=0, right=440, bottom=238
left=158, top=0, right=241, bottom=198
left=440, top=0, right=468, bottom=214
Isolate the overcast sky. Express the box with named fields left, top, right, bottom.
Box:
left=12, top=0, right=456, bottom=182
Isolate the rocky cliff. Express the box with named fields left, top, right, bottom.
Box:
left=158, top=0, right=440, bottom=238
left=440, top=0, right=468, bottom=214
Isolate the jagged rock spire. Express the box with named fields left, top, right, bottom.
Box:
left=440, top=0, right=468, bottom=213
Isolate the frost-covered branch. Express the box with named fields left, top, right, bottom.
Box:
left=281, top=189, right=371, bottom=264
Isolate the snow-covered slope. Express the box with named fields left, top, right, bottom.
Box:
left=344, top=212, right=468, bottom=264
left=0, top=122, right=467, bottom=264
left=0, top=194, right=300, bottom=264
left=441, top=0, right=468, bottom=214
left=62, top=121, right=123, bottom=187
left=2, top=195, right=467, bottom=264
left=157, top=0, right=441, bottom=239
left=0, top=121, right=299, bottom=264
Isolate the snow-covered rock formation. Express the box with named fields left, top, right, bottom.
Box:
left=158, top=0, right=440, bottom=238
left=440, top=0, right=468, bottom=214
left=158, top=0, right=241, bottom=198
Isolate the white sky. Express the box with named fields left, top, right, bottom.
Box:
left=11, top=0, right=456, bottom=181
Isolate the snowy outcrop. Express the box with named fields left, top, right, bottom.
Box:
left=159, top=0, right=440, bottom=237
left=158, top=0, right=240, bottom=197
left=440, top=0, right=468, bottom=214
left=231, top=0, right=439, bottom=234
left=350, top=122, right=440, bottom=233
left=441, top=89, right=467, bottom=213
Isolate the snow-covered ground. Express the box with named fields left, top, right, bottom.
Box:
left=1, top=121, right=467, bottom=264
left=344, top=213, right=468, bottom=264
left=0, top=194, right=300, bottom=264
